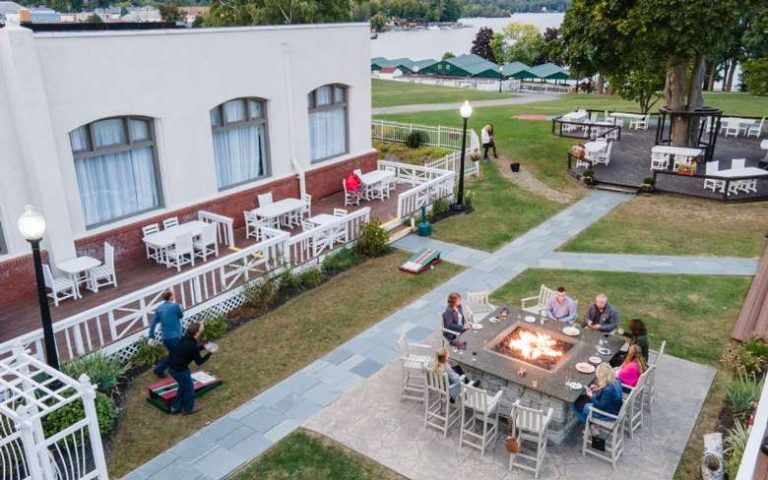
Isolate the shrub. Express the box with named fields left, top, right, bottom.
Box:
left=405, top=130, right=428, bottom=148
left=430, top=198, right=451, bottom=218
left=130, top=337, right=167, bottom=369
left=43, top=390, right=118, bottom=442
left=723, top=337, right=768, bottom=374
left=298, top=267, right=326, bottom=289
left=201, top=315, right=229, bottom=341
left=725, top=421, right=750, bottom=479
left=243, top=277, right=278, bottom=312
left=464, top=190, right=475, bottom=210
left=354, top=219, right=390, bottom=257
left=62, top=352, right=127, bottom=393
left=277, top=269, right=300, bottom=294
left=321, top=247, right=361, bottom=275
left=726, top=372, right=764, bottom=419
left=642, top=177, right=655, bottom=186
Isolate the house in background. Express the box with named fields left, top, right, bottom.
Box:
left=375, top=66, right=403, bottom=79
left=179, top=6, right=209, bottom=25
left=0, top=21, right=374, bottom=312
left=419, top=53, right=501, bottom=79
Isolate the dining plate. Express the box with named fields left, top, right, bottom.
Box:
left=588, top=356, right=602, bottom=365
left=524, top=315, right=537, bottom=323
left=568, top=382, right=583, bottom=390
left=562, top=326, right=581, bottom=336
left=472, top=323, right=484, bottom=330
left=596, top=346, right=611, bottom=355
left=575, top=362, right=596, bottom=374
left=489, top=317, right=500, bottom=324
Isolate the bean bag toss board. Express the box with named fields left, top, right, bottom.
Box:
left=147, top=371, right=222, bottom=412
left=399, top=247, right=441, bottom=274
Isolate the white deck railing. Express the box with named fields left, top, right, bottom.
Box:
left=0, top=210, right=371, bottom=363
left=736, top=372, right=768, bottom=479
left=377, top=160, right=456, bottom=218
left=425, top=149, right=480, bottom=178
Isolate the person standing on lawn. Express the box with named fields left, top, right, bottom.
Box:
left=168, top=322, right=212, bottom=414
left=148, top=290, right=184, bottom=378
left=481, top=124, right=498, bottom=160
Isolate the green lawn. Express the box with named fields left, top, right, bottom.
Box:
left=372, top=78, right=516, bottom=108
left=561, top=195, right=768, bottom=258
left=107, top=251, right=462, bottom=477
left=230, top=429, right=404, bottom=480
left=431, top=163, right=564, bottom=251
left=491, top=269, right=751, bottom=365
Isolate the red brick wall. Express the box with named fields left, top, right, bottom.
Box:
left=0, top=151, right=377, bottom=310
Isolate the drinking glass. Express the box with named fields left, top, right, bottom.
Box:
left=472, top=351, right=477, bottom=362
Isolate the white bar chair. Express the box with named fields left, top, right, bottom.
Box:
left=397, top=334, right=431, bottom=403
left=142, top=224, right=161, bottom=261
left=623, top=369, right=649, bottom=438
left=746, top=117, right=765, bottom=138
left=424, top=369, right=463, bottom=437
left=646, top=340, right=666, bottom=411
left=703, top=161, right=725, bottom=193
left=509, top=400, right=553, bottom=479
left=88, top=242, right=117, bottom=293
left=165, top=232, right=195, bottom=271
left=582, top=398, right=629, bottom=469
left=162, top=217, right=179, bottom=229
left=343, top=179, right=360, bottom=207
left=459, top=383, right=502, bottom=455
left=43, top=264, right=77, bottom=306
left=650, top=152, right=669, bottom=170
left=194, top=223, right=219, bottom=261
left=723, top=119, right=740, bottom=137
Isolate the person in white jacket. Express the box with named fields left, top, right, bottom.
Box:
left=481, top=124, right=498, bottom=160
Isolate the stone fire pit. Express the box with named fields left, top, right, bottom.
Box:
left=453, top=305, right=624, bottom=444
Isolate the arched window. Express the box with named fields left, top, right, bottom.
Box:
left=210, top=98, right=270, bottom=190
left=308, top=84, right=348, bottom=162
left=69, top=117, right=161, bottom=228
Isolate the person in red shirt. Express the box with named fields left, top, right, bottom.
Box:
left=345, top=171, right=362, bottom=200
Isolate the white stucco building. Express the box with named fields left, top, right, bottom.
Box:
left=0, top=21, right=375, bottom=309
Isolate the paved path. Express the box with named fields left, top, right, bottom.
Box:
left=125, top=191, right=630, bottom=480
left=373, top=94, right=559, bottom=115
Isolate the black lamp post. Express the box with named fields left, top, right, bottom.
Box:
left=454, top=100, right=473, bottom=212
left=498, top=66, right=503, bottom=93
left=18, top=205, right=59, bottom=370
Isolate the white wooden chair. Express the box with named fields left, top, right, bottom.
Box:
left=333, top=208, right=347, bottom=217
left=592, top=140, right=613, bottom=165
left=509, top=400, right=553, bottom=479
left=746, top=117, right=765, bottom=138
left=646, top=340, right=666, bottom=411
left=623, top=368, right=649, bottom=438
left=459, top=383, right=502, bottom=455
left=440, top=315, right=464, bottom=347
left=194, top=223, right=219, bottom=261
left=257, top=192, right=273, bottom=207
left=165, top=232, right=195, bottom=271
left=142, top=223, right=161, bottom=261
left=244, top=210, right=261, bottom=240
left=397, top=334, right=431, bottom=403
left=43, top=264, right=77, bottom=306
left=384, top=166, right=397, bottom=193
left=521, top=285, right=556, bottom=315
left=353, top=168, right=362, bottom=176
left=629, top=114, right=650, bottom=130
left=301, top=220, right=316, bottom=232
left=582, top=394, right=629, bottom=469
left=300, top=193, right=312, bottom=223
left=343, top=179, right=360, bottom=207
left=88, top=242, right=117, bottom=292
left=723, top=119, right=740, bottom=137
left=703, top=161, right=726, bottom=193
left=425, top=370, right=463, bottom=437
left=162, top=217, right=179, bottom=229
left=650, top=152, right=669, bottom=171
left=466, top=291, right=495, bottom=323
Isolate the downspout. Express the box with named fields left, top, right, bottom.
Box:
left=281, top=42, right=306, bottom=198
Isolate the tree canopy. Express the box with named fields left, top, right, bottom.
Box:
left=471, top=27, right=496, bottom=63
left=206, top=0, right=353, bottom=26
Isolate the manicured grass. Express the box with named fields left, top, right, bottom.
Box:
left=491, top=269, right=752, bottom=365
left=372, top=78, right=516, bottom=108
left=561, top=195, right=768, bottom=258
left=230, top=429, right=404, bottom=480
left=431, top=162, right=564, bottom=252
left=703, top=92, right=768, bottom=118
left=107, top=251, right=462, bottom=477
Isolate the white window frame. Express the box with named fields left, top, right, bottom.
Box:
left=307, top=84, right=349, bottom=163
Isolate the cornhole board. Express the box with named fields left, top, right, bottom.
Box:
left=147, top=370, right=222, bottom=412
left=399, top=247, right=441, bottom=274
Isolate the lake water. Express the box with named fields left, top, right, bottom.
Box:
left=371, top=13, right=565, bottom=61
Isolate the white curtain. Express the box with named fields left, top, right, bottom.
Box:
left=309, top=106, right=346, bottom=161
left=92, top=118, right=126, bottom=148
left=69, top=126, right=89, bottom=151
left=75, top=146, right=159, bottom=226
left=212, top=124, right=266, bottom=189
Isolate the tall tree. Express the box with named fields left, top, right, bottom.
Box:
left=205, top=0, right=352, bottom=26
left=490, top=32, right=506, bottom=64
left=159, top=3, right=182, bottom=22
left=471, top=27, right=496, bottom=63
left=503, top=22, right=545, bottom=66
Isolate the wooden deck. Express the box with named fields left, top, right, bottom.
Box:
left=0, top=188, right=404, bottom=344
left=731, top=244, right=768, bottom=341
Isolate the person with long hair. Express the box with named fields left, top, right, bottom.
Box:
left=573, top=363, right=623, bottom=423
left=611, top=318, right=650, bottom=367
left=432, top=346, right=477, bottom=400
left=442, top=292, right=469, bottom=347
left=616, top=345, right=648, bottom=388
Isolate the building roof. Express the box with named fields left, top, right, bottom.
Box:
left=446, top=53, right=500, bottom=76
left=529, top=63, right=569, bottom=79
left=412, top=58, right=436, bottom=70
left=501, top=61, right=537, bottom=79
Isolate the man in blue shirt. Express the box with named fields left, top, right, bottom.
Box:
left=148, top=290, right=184, bottom=378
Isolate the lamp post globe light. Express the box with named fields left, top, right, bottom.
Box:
left=454, top=100, right=473, bottom=212
left=498, top=65, right=503, bottom=93
left=17, top=205, right=60, bottom=370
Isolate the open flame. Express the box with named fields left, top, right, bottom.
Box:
left=508, top=331, right=564, bottom=360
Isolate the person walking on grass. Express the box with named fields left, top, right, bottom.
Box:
left=148, top=290, right=184, bottom=378
left=168, top=322, right=212, bottom=415
left=481, top=124, right=498, bottom=160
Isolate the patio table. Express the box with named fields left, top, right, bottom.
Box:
left=251, top=198, right=307, bottom=228
left=712, top=167, right=768, bottom=178
left=609, top=112, right=644, bottom=128
left=143, top=220, right=208, bottom=265
left=57, top=256, right=102, bottom=298
left=307, top=213, right=338, bottom=227
left=359, top=170, right=395, bottom=200
left=305, top=214, right=348, bottom=254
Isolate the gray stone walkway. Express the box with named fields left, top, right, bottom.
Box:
left=125, top=191, right=629, bottom=480
left=373, top=94, right=559, bottom=115
left=540, top=252, right=759, bottom=276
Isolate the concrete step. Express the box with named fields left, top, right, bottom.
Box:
left=594, top=183, right=639, bottom=195
left=388, top=224, right=413, bottom=243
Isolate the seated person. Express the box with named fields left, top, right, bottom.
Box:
left=616, top=345, right=647, bottom=388
left=612, top=318, right=650, bottom=366
left=345, top=171, right=362, bottom=198
left=582, top=294, right=619, bottom=333
left=442, top=292, right=469, bottom=346
left=432, top=347, right=477, bottom=400
left=573, top=363, right=623, bottom=423
left=546, top=286, right=577, bottom=323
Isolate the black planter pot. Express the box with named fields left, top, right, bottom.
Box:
left=510, top=162, right=521, bottom=172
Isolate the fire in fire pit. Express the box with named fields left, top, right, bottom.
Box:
left=489, top=326, right=574, bottom=371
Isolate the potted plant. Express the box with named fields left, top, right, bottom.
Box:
left=581, top=167, right=596, bottom=188
left=640, top=177, right=655, bottom=193
left=676, top=161, right=696, bottom=176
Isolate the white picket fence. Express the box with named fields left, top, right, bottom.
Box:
left=377, top=160, right=456, bottom=218
left=0, top=348, right=108, bottom=480
left=0, top=209, right=371, bottom=364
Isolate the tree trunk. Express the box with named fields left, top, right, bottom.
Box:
left=665, top=63, right=689, bottom=147
left=725, top=59, right=737, bottom=91
left=595, top=73, right=604, bottom=95
left=707, top=63, right=717, bottom=91
left=687, top=55, right=706, bottom=145
left=721, top=61, right=730, bottom=91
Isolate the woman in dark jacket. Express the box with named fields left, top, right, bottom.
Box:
left=442, top=292, right=469, bottom=346
left=611, top=318, right=650, bottom=366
